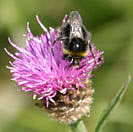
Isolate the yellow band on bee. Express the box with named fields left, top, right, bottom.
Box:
left=63, top=48, right=88, bottom=57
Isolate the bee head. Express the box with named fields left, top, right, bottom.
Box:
left=70, top=38, right=85, bottom=52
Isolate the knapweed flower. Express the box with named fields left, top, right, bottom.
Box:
left=5, top=15, right=103, bottom=124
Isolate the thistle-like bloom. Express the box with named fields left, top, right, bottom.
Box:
left=5, top=15, right=103, bottom=124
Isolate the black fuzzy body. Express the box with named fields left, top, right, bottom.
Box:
left=57, top=11, right=91, bottom=65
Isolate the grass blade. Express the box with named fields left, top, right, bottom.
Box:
left=95, top=76, right=131, bottom=132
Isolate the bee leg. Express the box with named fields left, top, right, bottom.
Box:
left=88, top=43, right=97, bottom=66
left=52, top=37, right=61, bottom=46
left=62, top=54, right=72, bottom=62
left=62, top=54, right=68, bottom=60
left=88, top=42, right=92, bottom=51
left=89, top=43, right=103, bottom=68
left=52, top=36, right=68, bottom=46
left=71, top=58, right=80, bottom=66
left=51, top=37, right=63, bottom=55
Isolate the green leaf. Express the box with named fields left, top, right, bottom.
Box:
left=95, top=76, right=131, bottom=132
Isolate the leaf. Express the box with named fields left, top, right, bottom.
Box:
left=95, top=76, right=131, bottom=132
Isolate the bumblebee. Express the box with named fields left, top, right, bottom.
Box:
left=55, top=11, right=91, bottom=66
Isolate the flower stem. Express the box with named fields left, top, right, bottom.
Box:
left=69, top=120, right=88, bottom=132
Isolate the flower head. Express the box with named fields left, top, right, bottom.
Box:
left=5, top=15, right=103, bottom=106
left=5, top=14, right=103, bottom=123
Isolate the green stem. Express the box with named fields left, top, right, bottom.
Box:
left=69, top=120, right=88, bottom=132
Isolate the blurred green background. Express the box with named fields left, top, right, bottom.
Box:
left=0, top=0, right=133, bottom=132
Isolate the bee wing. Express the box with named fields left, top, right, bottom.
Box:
left=68, top=11, right=84, bottom=39
left=68, top=11, right=82, bottom=25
